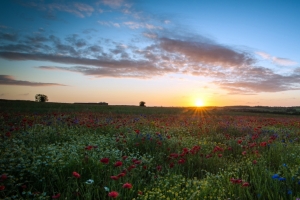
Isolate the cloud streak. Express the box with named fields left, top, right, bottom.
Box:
left=0, top=75, right=67, bottom=87
left=256, top=51, right=298, bottom=66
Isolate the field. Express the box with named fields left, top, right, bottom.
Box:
left=1, top=100, right=300, bottom=200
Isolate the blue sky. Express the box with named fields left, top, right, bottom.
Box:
left=0, top=0, right=300, bottom=106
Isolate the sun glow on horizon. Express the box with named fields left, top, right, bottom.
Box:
left=195, top=99, right=205, bottom=107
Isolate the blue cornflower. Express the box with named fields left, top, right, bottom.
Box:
left=283, top=163, right=287, bottom=167
left=278, top=177, right=286, bottom=181
left=287, top=190, right=292, bottom=195
left=272, top=174, right=280, bottom=179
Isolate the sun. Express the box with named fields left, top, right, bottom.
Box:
left=195, top=99, right=204, bottom=107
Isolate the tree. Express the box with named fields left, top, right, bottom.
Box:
left=35, top=94, right=48, bottom=102
left=139, top=101, right=146, bottom=107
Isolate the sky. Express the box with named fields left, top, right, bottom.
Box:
left=1, top=0, right=300, bottom=107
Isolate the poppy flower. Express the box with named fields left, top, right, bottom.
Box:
left=1, top=174, right=8, bottom=181
left=242, top=151, right=247, bottom=155
left=108, top=191, right=119, bottom=198
left=134, top=160, right=141, bottom=165
left=260, top=142, right=267, bottom=147
left=122, top=156, right=128, bottom=160
left=117, top=173, right=126, bottom=178
left=114, top=161, right=123, bottom=167
left=72, top=171, right=80, bottom=178
left=178, top=159, right=185, bottom=164
left=100, top=158, right=109, bottom=164
left=242, top=182, right=250, bottom=187
left=85, top=145, right=93, bottom=150
left=156, top=165, right=162, bottom=171
left=253, top=160, right=257, bottom=164
left=122, top=182, right=133, bottom=189
left=0, top=185, right=5, bottom=191
left=169, top=163, right=174, bottom=168
left=52, top=193, right=61, bottom=199
left=110, top=176, right=119, bottom=180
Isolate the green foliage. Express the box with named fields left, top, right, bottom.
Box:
left=139, top=101, right=146, bottom=107
left=35, top=94, right=48, bottom=102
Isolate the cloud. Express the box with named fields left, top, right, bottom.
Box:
left=143, top=32, right=158, bottom=39
left=159, top=37, right=254, bottom=68
left=18, top=1, right=94, bottom=18
left=256, top=51, right=298, bottom=66
left=98, top=21, right=121, bottom=28
left=0, top=32, right=18, bottom=42
left=101, top=0, right=124, bottom=8
left=123, top=22, right=162, bottom=30
left=0, top=75, right=67, bottom=87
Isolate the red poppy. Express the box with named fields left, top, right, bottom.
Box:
left=178, top=159, right=185, bottom=164
left=128, top=164, right=136, bottom=171
left=169, top=163, right=174, bottom=168
left=156, top=165, right=162, bottom=171
left=1, top=174, right=8, bottom=181
left=110, top=176, right=119, bottom=180
left=237, top=139, right=243, bottom=144
left=0, top=185, right=5, bottom=191
left=230, top=178, right=242, bottom=184
left=218, top=154, right=223, bottom=158
left=114, top=161, right=123, bottom=167
left=242, top=151, right=247, bottom=155
left=134, top=160, right=141, bottom=165
left=143, top=165, right=147, bottom=170
left=100, top=158, right=109, bottom=164
left=122, top=156, right=128, bottom=160
left=108, top=191, right=119, bottom=198
left=117, top=173, right=126, bottom=177
left=260, top=142, right=267, bottom=147
left=85, top=145, right=93, bottom=150
left=72, top=171, right=80, bottom=178
left=52, top=193, right=61, bottom=199
left=242, top=182, right=250, bottom=187
left=122, top=182, right=133, bottom=189
left=169, top=153, right=178, bottom=159
left=253, top=160, right=257, bottom=164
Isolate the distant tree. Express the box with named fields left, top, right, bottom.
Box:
left=139, top=101, right=146, bottom=107
left=35, top=94, right=48, bottom=102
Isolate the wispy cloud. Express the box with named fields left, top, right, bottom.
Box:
left=123, top=21, right=162, bottom=30
left=0, top=75, right=67, bottom=87
left=101, top=0, right=124, bottom=8
left=256, top=51, right=298, bottom=66
left=18, top=1, right=95, bottom=18
left=98, top=21, right=121, bottom=28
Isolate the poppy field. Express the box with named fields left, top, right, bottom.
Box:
left=1, top=101, right=300, bottom=199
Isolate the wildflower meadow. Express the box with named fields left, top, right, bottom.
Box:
left=1, top=101, right=300, bottom=199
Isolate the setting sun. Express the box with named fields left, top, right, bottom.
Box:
left=195, top=99, right=204, bottom=107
